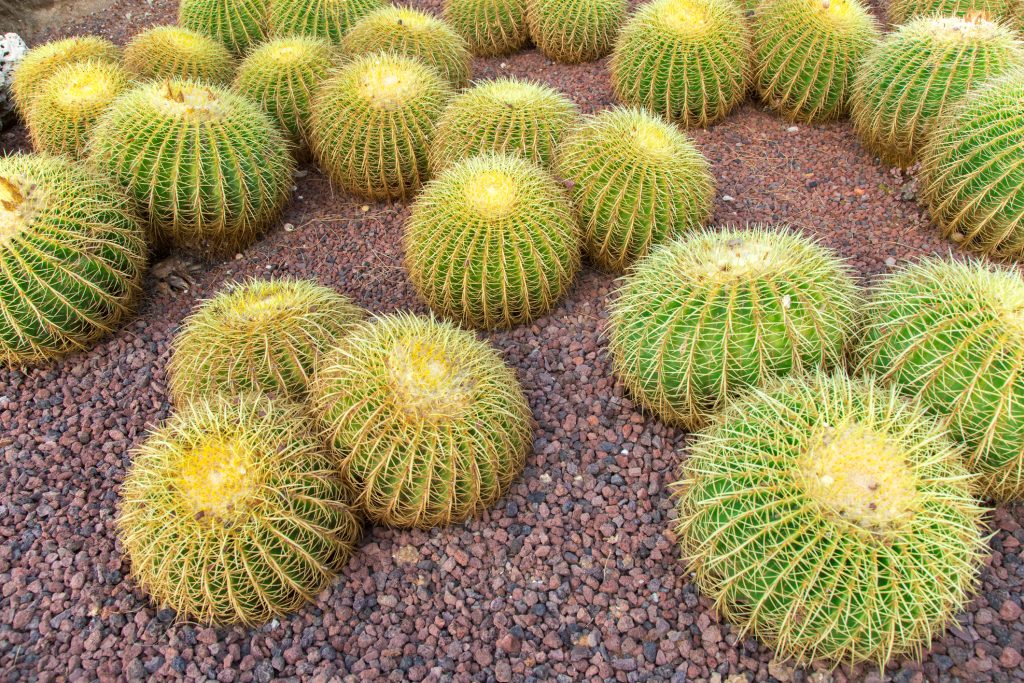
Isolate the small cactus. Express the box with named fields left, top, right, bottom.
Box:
left=312, top=312, right=531, bottom=528
left=268, top=0, right=384, bottom=44
left=124, top=25, right=237, bottom=85
left=179, top=0, right=269, bottom=55
left=11, top=36, right=120, bottom=116
left=887, top=0, right=1020, bottom=27
left=443, top=0, right=530, bottom=56
left=404, top=153, right=581, bottom=329
left=526, top=0, right=627, bottom=63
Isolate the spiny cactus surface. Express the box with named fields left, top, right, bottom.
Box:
left=11, top=36, right=120, bottom=116
left=887, top=0, right=1020, bottom=27
left=179, top=0, right=269, bottom=55
left=268, top=0, right=383, bottom=44
left=443, top=0, right=530, bottom=56
left=124, top=25, right=237, bottom=85
left=526, top=0, right=627, bottom=63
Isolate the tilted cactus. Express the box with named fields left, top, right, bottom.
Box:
left=124, top=25, right=237, bottom=85
left=888, top=0, right=1020, bottom=27
left=526, top=0, right=627, bottom=63
left=178, top=0, right=269, bottom=55
left=443, top=0, right=530, bottom=56
left=11, top=36, right=120, bottom=117
left=268, top=0, right=384, bottom=44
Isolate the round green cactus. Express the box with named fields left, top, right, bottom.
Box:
left=857, top=257, right=1024, bottom=501
left=888, top=0, right=1020, bottom=27
left=11, top=36, right=120, bottom=116
left=310, top=52, right=452, bottom=200
left=89, top=79, right=294, bottom=259
left=608, top=227, right=859, bottom=428
left=611, top=0, right=752, bottom=127
left=526, top=0, right=627, bottom=63
left=919, top=71, right=1024, bottom=259
left=268, top=0, right=384, bottom=44
left=124, top=25, right=237, bottom=85
left=0, top=155, right=146, bottom=366
left=676, top=371, right=986, bottom=665
left=25, top=60, right=130, bottom=160
left=443, top=0, right=530, bottom=56
left=404, top=153, right=581, bottom=329
left=851, top=14, right=1024, bottom=167
left=169, top=278, right=364, bottom=403
left=555, top=106, right=715, bottom=271
left=312, top=312, right=531, bottom=528
left=430, top=77, right=580, bottom=173
left=753, top=0, right=881, bottom=122
left=341, top=7, right=472, bottom=88
left=118, top=392, right=362, bottom=626
left=179, top=0, right=269, bottom=55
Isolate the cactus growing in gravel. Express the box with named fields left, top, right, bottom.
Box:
left=118, top=392, right=362, bottom=626
left=11, top=36, right=120, bottom=116
left=443, top=0, right=530, bottom=56
left=89, top=79, right=294, bottom=259
left=919, top=71, right=1024, bottom=260
left=611, top=0, right=751, bottom=128
left=608, top=227, right=859, bottom=428
left=556, top=107, right=715, bottom=270
left=404, top=153, right=581, bottom=329
left=887, top=0, right=1020, bottom=27
left=857, top=257, right=1024, bottom=501
left=676, top=371, right=986, bottom=665
left=430, top=77, right=580, bottom=173
left=25, top=60, right=129, bottom=159
left=268, top=0, right=383, bottom=44
left=526, top=0, right=627, bottom=63
left=753, top=0, right=881, bottom=122
left=341, top=7, right=472, bottom=88
left=0, top=155, right=146, bottom=366
left=124, top=26, right=237, bottom=86
left=851, top=15, right=1024, bottom=167
left=179, top=0, right=269, bottom=55
left=312, top=312, right=531, bottom=528
left=310, top=52, right=452, bottom=200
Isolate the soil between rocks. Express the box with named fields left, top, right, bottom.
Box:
left=2, top=1, right=1024, bottom=682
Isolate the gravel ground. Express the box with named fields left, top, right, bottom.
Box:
left=2, top=1, right=1024, bottom=681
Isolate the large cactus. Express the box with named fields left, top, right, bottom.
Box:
left=526, top=0, right=627, bottom=63
left=179, top=0, right=269, bottom=55
left=443, top=0, right=530, bottom=56
left=267, top=0, right=383, bottom=44
left=11, top=36, right=120, bottom=116
left=124, top=25, right=237, bottom=85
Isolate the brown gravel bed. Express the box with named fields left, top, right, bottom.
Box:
left=2, top=1, right=1024, bottom=681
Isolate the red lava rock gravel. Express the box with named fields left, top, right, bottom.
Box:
left=2, top=1, right=1024, bottom=681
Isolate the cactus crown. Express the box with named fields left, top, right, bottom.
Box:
left=53, top=63, right=120, bottom=110
left=387, top=337, right=475, bottom=421
left=464, top=168, right=518, bottom=217
left=357, top=58, right=424, bottom=109
left=176, top=436, right=257, bottom=522
left=152, top=80, right=228, bottom=120
left=658, top=0, right=711, bottom=34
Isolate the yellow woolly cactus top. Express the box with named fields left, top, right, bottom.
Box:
left=357, top=60, right=422, bottom=110
left=390, top=7, right=431, bottom=29
left=387, top=339, right=474, bottom=421
left=464, top=169, right=518, bottom=218
left=631, top=118, right=674, bottom=158
left=694, top=235, right=775, bottom=283
left=151, top=81, right=227, bottom=120
left=0, top=176, right=29, bottom=243
left=658, top=0, right=711, bottom=34
left=177, top=438, right=257, bottom=522
left=923, top=13, right=1002, bottom=41
left=55, top=68, right=120, bottom=110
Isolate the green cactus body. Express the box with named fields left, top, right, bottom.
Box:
left=887, top=0, right=1020, bottom=27
left=556, top=107, right=715, bottom=271
left=11, top=36, right=121, bottom=117
left=607, top=227, right=859, bottom=428
left=312, top=312, right=531, bottom=528
left=753, top=0, right=881, bottom=122
left=124, top=26, right=238, bottom=86
left=268, top=0, right=384, bottom=44
left=443, top=0, right=530, bottom=56
left=341, top=7, right=472, bottom=88
left=526, top=0, right=627, bottom=63
left=310, top=52, right=452, bottom=201
left=851, top=15, right=1024, bottom=167
left=118, top=393, right=362, bottom=626
left=0, top=155, right=146, bottom=366
left=89, top=79, right=294, bottom=259
left=857, top=257, right=1024, bottom=500
left=179, top=0, right=269, bottom=55
left=404, top=154, right=581, bottom=329
left=430, top=77, right=580, bottom=173
left=919, top=71, right=1024, bottom=259
left=676, top=372, right=986, bottom=665
left=611, top=0, right=752, bottom=127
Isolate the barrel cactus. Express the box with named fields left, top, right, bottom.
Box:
left=11, top=36, right=120, bottom=116
left=676, top=371, right=986, bottom=665
left=312, top=312, right=531, bottom=528
left=404, top=153, right=581, bottom=329
left=556, top=107, right=715, bottom=270
left=430, top=77, right=580, bottom=173
left=753, top=0, right=881, bottom=122
left=526, top=0, right=627, bottom=63
left=341, top=7, right=472, bottom=88
left=179, top=0, right=268, bottom=54
left=851, top=14, right=1024, bottom=167
left=608, top=227, right=859, bottom=428
left=310, top=52, right=452, bottom=200
left=90, top=79, right=294, bottom=259
left=268, top=0, right=383, bottom=44
left=0, top=155, right=146, bottom=366
left=124, top=25, right=237, bottom=85
left=118, top=392, right=362, bottom=626
left=611, top=0, right=751, bottom=127
left=443, top=0, right=530, bottom=56
left=888, top=0, right=1020, bottom=27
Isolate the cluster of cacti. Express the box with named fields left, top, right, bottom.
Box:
left=919, top=71, right=1024, bottom=259
left=443, top=0, right=530, bottom=56
left=312, top=312, right=531, bottom=528
left=311, top=52, right=452, bottom=200
left=753, top=0, right=880, bottom=122
left=341, top=7, right=472, bottom=88
left=404, top=153, right=581, bottom=329
left=89, top=79, right=293, bottom=259
left=268, top=0, right=383, bottom=43
left=851, top=14, right=1024, bottom=167
left=526, top=0, right=627, bottom=63
left=430, top=77, right=580, bottom=173
left=608, top=227, right=859, bottom=428
left=11, top=36, right=120, bottom=117
left=118, top=392, right=362, bottom=625
left=611, top=0, right=751, bottom=128
left=0, top=155, right=146, bottom=366
left=124, top=25, right=237, bottom=85
left=676, top=371, right=986, bottom=665
left=556, top=107, right=715, bottom=270
left=179, top=0, right=268, bottom=55
left=887, top=0, right=1020, bottom=27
